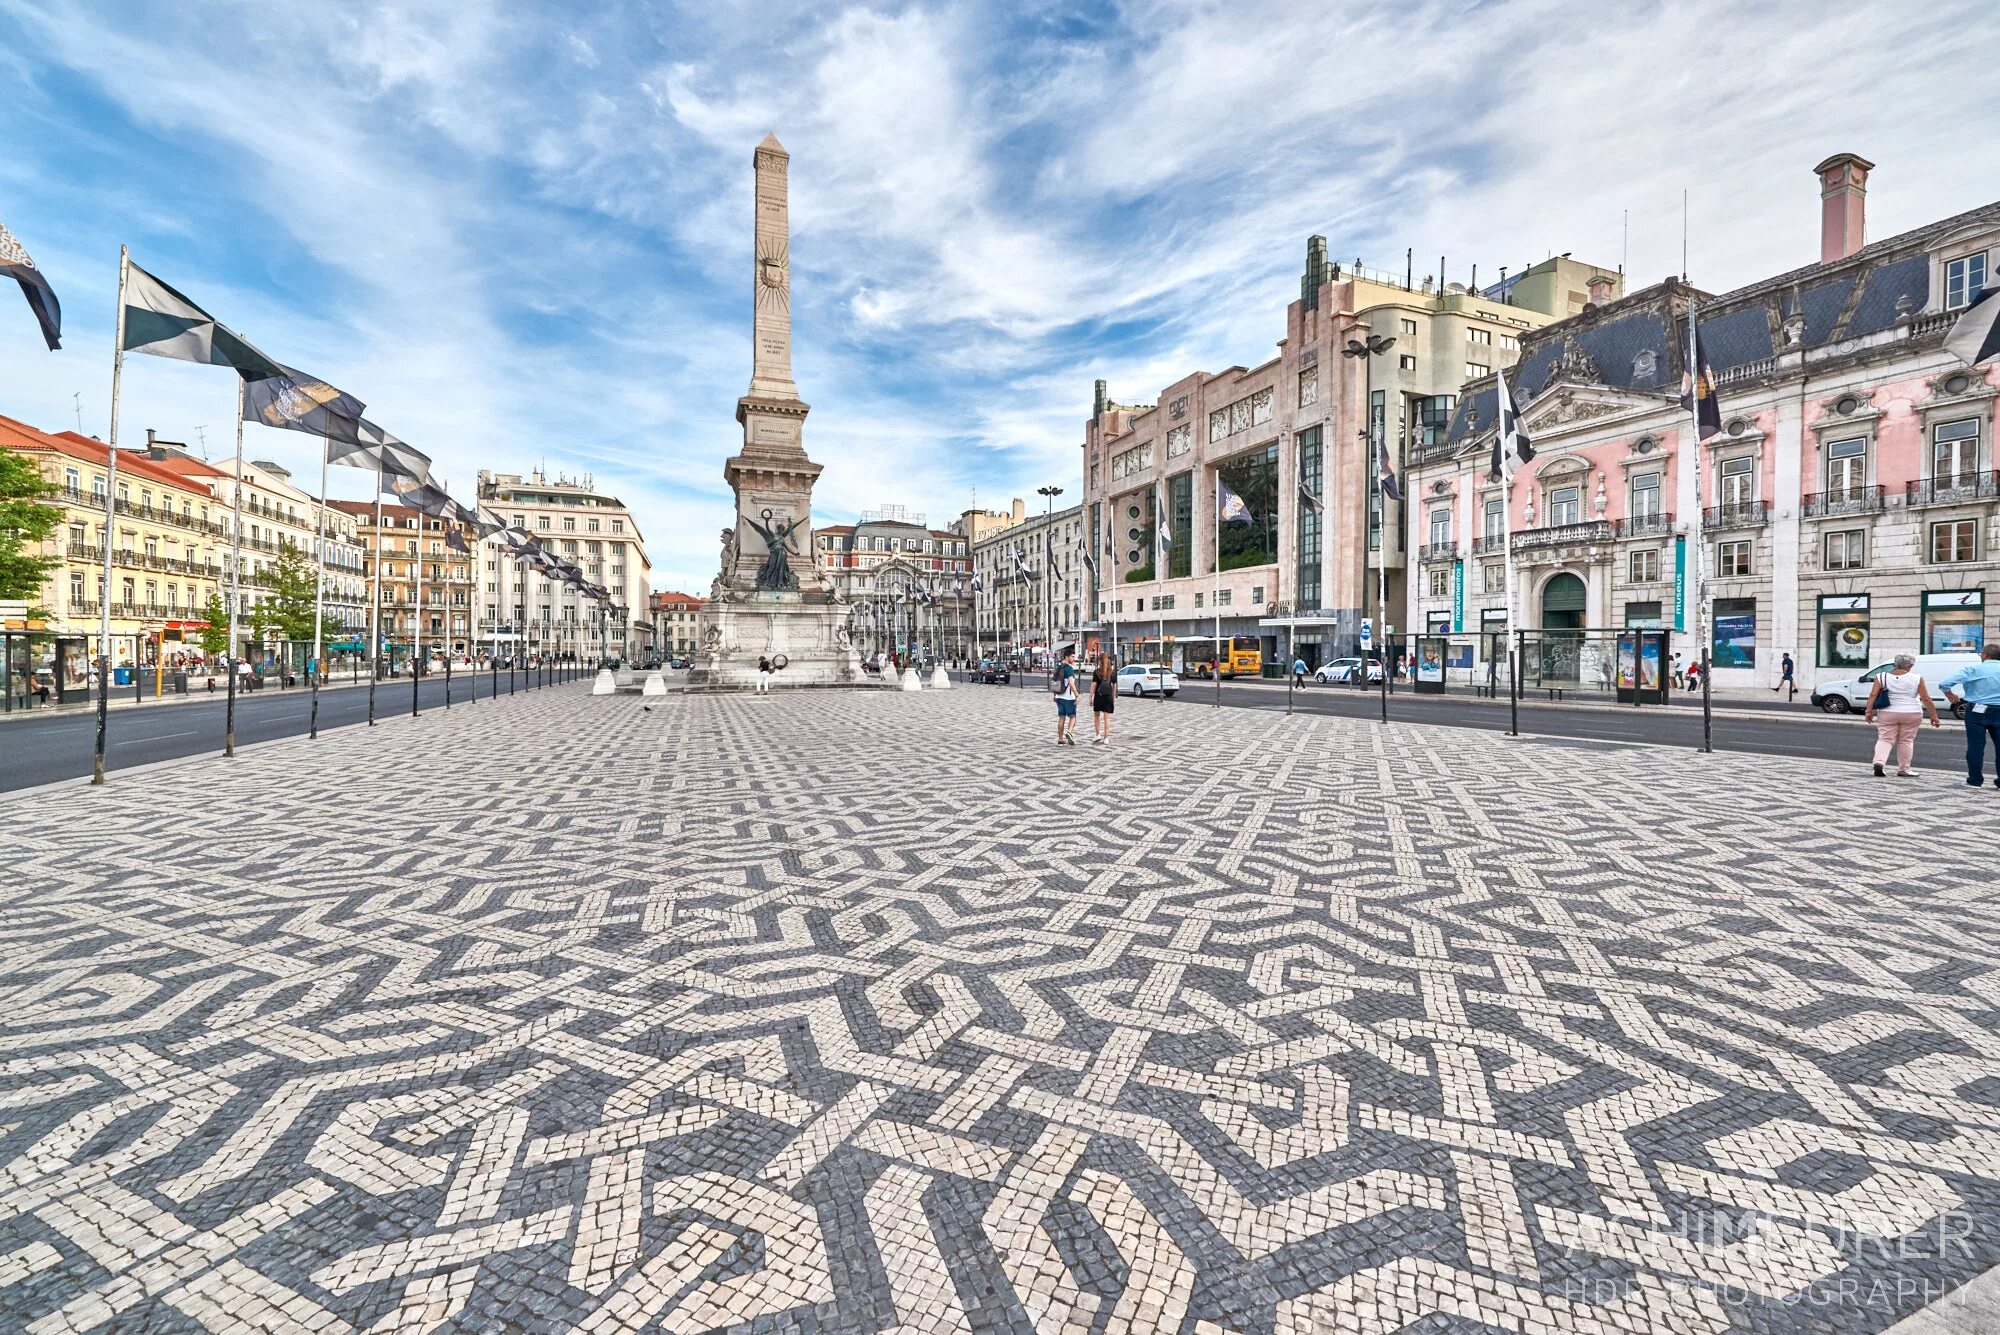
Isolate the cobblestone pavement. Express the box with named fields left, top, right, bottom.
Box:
left=6, top=685, right=2000, bottom=1334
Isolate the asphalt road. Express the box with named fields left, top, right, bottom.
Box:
left=0, top=668, right=589, bottom=790
left=989, top=671, right=1871, bottom=765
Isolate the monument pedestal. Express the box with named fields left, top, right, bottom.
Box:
left=686, top=594, right=866, bottom=690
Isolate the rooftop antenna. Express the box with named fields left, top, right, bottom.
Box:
left=72, top=392, right=82, bottom=434
left=193, top=426, right=209, bottom=459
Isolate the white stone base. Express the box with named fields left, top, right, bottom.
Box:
left=641, top=672, right=667, bottom=696
left=592, top=668, right=617, bottom=696
left=929, top=666, right=952, bottom=690
left=686, top=594, right=874, bottom=691
left=900, top=667, right=924, bottom=691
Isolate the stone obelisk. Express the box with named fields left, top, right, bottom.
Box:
left=687, top=133, right=866, bottom=689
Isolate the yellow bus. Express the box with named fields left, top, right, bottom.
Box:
left=1156, top=635, right=1262, bottom=679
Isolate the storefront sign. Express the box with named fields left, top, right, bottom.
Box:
left=1450, top=559, right=1465, bottom=633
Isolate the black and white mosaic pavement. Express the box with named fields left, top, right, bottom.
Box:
left=5, top=684, right=2000, bottom=1334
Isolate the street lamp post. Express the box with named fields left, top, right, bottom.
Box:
left=1342, top=331, right=1397, bottom=724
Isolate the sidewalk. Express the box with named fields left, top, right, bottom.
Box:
left=0, top=664, right=553, bottom=724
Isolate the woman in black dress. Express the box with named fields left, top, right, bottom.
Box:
left=1090, top=656, right=1117, bottom=744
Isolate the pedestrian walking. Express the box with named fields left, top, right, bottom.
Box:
left=1292, top=654, right=1307, bottom=687
left=1938, top=644, right=2000, bottom=788
left=1684, top=660, right=1699, bottom=693
left=1774, top=651, right=1796, bottom=695
left=1051, top=648, right=1079, bottom=745
left=1863, top=653, right=1940, bottom=778
left=756, top=656, right=772, bottom=694
left=1090, top=656, right=1116, bottom=744
left=1670, top=652, right=1684, bottom=688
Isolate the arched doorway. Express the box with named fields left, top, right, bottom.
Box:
left=1540, top=572, right=1587, bottom=629
left=1539, top=572, right=1587, bottom=682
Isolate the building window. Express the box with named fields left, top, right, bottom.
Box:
left=1214, top=443, right=1276, bottom=574
left=1624, top=600, right=1663, bottom=629
left=1546, top=486, right=1581, bottom=526
left=63, top=466, right=78, bottom=491
left=1631, top=471, right=1662, bottom=518
left=1933, top=418, right=1980, bottom=481
left=1712, top=596, right=1757, bottom=668
left=1824, top=529, right=1866, bottom=570
left=537, top=517, right=550, bottom=529
left=1825, top=436, right=1867, bottom=495
left=1297, top=427, right=1322, bottom=611
left=1923, top=590, right=1985, bottom=654
left=1499, top=334, right=1519, bottom=353
left=70, top=572, right=84, bottom=603
left=1466, top=362, right=1490, bottom=379
left=1468, top=328, right=1492, bottom=345
left=1400, top=319, right=1417, bottom=336
left=1813, top=593, right=1872, bottom=668
left=1399, top=355, right=1417, bottom=371
left=1945, top=252, right=1988, bottom=311
left=1167, top=472, right=1193, bottom=578
left=1428, top=508, right=1450, bottom=547
left=1429, top=569, right=1449, bottom=597
left=1719, top=455, right=1755, bottom=507
left=1630, top=549, right=1660, bottom=583
left=1483, top=497, right=1504, bottom=541
left=562, top=517, right=576, bottom=531
left=1483, top=563, right=1505, bottom=593
left=1717, top=539, right=1752, bottom=577
left=1930, top=519, right=1977, bottom=563
left=1215, top=589, right=1231, bottom=606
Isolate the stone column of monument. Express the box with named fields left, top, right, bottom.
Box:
left=687, top=133, right=867, bottom=689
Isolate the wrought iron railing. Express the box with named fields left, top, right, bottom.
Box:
left=1906, top=471, right=2000, bottom=508
left=1512, top=519, right=1613, bottom=551
left=1702, top=501, right=1771, bottom=528
left=1802, top=485, right=1884, bottom=517
left=1612, top=512, right=1675, bottom=538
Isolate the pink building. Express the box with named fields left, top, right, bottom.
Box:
left=1406, top=155, right=1998, bottom=691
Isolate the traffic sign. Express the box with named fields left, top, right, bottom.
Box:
left=1359, top=618, right=1373, bottom=650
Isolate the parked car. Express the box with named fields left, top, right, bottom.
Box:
left=977, top=659, right=1010, bottom=684
left=1116, top=663, right=1179, bottom=697
left=1314, top=656, right=1384, bottom=685
left=1811, top=653, right=1977, bottom=718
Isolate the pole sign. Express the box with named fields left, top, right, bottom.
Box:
left=1673, top=536, right=1687, bottom=632
left=1450, top=559, right=1465, bottom=633
left=1359, top=618, right=1373, bottom=652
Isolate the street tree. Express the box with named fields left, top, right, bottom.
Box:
left=0, top=451, right=62, bottom=605
left=251, top=539, right=321, bottom=645
left=196, top=594, right=230, bottom=656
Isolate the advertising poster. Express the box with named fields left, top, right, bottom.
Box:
left=1415, top=636, right=1446, bottom=693
left=1713, top=606, right=1757, bottom=668
left=1929, top=620, right=1984, bottom=655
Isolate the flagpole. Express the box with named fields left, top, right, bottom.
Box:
left=226, top=381, right=244, bottom=757
left=309, top=434, right=327, bottom=739
left=1288, top=445, right=1298, bottom=717
left=1502, top=473, right=1518, bottom=735
left=1212, top=482, right=1222, bottom=709
left=468, top=528, right=479, bottom=700
left=1689, top=294, right=1712, bottom=753
left=412, top=510, right=423, bottom=717
left=93, top=246, right=129, bottom=785
left=368, top=487, right=381, bottom=723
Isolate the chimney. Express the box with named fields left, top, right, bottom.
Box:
left=1586, top=273, right=1615, bottom=305
left=1093, top=379, right=1107, bottom=423
left=1011, top=498, right=1025, bottom=525
left=1814, top=152, right=1874, bottom=263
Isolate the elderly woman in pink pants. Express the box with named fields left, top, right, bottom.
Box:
left=1864, top=653, right=1941, bottom=777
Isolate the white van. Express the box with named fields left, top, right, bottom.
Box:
left=1811, top=653, right=1979, bottom=717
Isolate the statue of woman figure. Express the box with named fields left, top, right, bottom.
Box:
left=743, top=509, right=801, bottom=591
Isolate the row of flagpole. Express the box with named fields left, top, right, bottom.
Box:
left=73, top=245, right=622, bottom=781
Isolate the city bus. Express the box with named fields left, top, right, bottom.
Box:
left=1138, top=635, right=1263, bottom=678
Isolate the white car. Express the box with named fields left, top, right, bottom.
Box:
left=1117, top=663, right=1179, bottom=697
left=1812, top=653, right=1978, bottom=716
left=1314, top=656, right=1384, bottom=685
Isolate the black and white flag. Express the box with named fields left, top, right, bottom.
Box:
left=0, top=217, right=60, bottom=349
left=1945, top=287, right=2000, bottom=367
left=1489, top=366, right=1535, bottom=480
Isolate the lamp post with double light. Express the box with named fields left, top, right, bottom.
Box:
left=1342, top=331, right=1396, bottom=722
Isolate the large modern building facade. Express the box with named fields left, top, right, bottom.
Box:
left=476, top=470, right=653, bottom=661
left=1079, top=239, right=1615, bottom=672
left=1409, top=155, right=1998, bottom=689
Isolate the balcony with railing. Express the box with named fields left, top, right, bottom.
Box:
left=1511, top=518, right=1613, bottom=551
left=55, top=485, right=230, bottom=540
left=1906, top=471, right=2000, bottom=508
left=1419, top=542, right=1458, bottom=563
left=1612, top=511, right=1675, bottom=538
left=1702, top=500, right=1771, bottom=529
left=1801, top=485, right=1884, bottom=518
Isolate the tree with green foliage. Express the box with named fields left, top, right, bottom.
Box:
left=251, top=539, right=321, bottom=646
left=0, top=451, right=62, bottom=604
left=196, top=593, right=230, bottom=657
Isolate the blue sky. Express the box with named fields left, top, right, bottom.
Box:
left=3, top=1, right=1998, bottom=594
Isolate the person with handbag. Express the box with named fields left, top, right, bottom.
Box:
left=1863, top=653, right=1940, bottom=778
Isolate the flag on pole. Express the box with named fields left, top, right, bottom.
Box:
left=241, top=365, right=366, bottom=437
left=1489, top=366, right=1536, bottom=479
left=971, top=574, right=984, bottom=594
left=1217, top=479, right=1254, bottom=525
left=1375, top=437, right=1404, bottom=503
left=1011, top=544, right=1032, bottom=580
left=1298, top=471, right=1323, bottom=515
left=444, top=527, right=470, bottom=555
left=0, top=218, right=61, bottom=349
left=120, top=261, right=286, bottom=377
left=1680, top=317, right=1723, bottom=441
left=1076, top=530, right=1096, bottom=580
left=1944, top=286, right=2000, bottom=367
left=1154, top=479, right=1173, bottom=547
left=1044, top=528, right=1061, bottom=577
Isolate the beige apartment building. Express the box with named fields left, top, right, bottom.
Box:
left=1081, top=237, right=1617, bottom=670
left=330, top=500, right=478, bottom=659
left=477, top=469, right=653, bottom=661
left=971, top=499, right=1087, bottom=662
